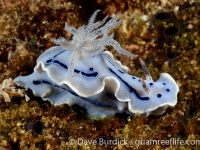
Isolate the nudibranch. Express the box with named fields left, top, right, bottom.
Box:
left=14, top=10, right=179, bottom=118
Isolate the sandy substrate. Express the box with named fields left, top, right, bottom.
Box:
left=0, top=0, right=200, bottom=149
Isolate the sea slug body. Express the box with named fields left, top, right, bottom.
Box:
left=14, top=10, right=179, bottom=118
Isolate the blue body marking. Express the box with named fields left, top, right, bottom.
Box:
left=33, top=80, right=113, bottom=107
left=108, top=68, right=149, bottom=101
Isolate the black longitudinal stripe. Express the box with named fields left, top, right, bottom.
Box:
left=109, top=68, right=149, bottom=101
left=46, top=51, right=98, bottom=77
left=108, top=60, right=115, bottom=66
left=118, top=70, right=124, bottom=74
left=32, top=80, right=112, bottom=107
left=53, top=60, right=68, bottom=69
left=33, top=81, right=41, bottom=85
left=53, top=50, right=66, bottom=58
left=42, top=80, right=51, bottom=84
left=46, top=59, right=52, bottom=63
left=53, top=60, right=98, bottom=77
left=74, top=69, right=98, bottom=77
